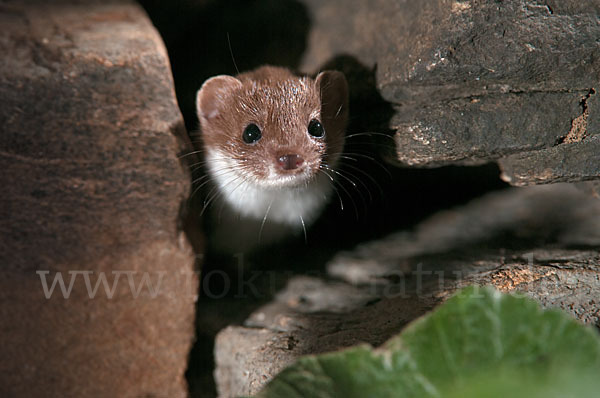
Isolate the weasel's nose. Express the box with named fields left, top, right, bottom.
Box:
left=277, top=154, right=304, bottom=170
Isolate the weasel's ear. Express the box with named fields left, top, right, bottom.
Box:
left=315, top=70, right=349, bottom=122
left=196, top=75, right=242, bottom=120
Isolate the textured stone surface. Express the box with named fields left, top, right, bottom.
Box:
left=214, top=184, right=600, bottom=396
left=0, top=1, right=198, bottom=397
left=499, top=135, right=600, bottom=185
left=298, top=0, right=600, bottom=184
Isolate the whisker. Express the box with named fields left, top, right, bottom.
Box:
left=298, top=213, right=307, bottom=243
left=178, top=150, right=205, bottom=159
left=189, top=177, right=214, bottom=202
left=345, top=132, right=395, bottom=140
left=337, top=155, right=359, bottom=162
left=337, top=152, right=392, bottom=178
left=194, top=167, right=244, bottom=210
left=321, top=165, right=359, bottom=220
left=200, top=186, right=221, bottom=216
left=190, top=164, right=239, bottom=191
left=187, top=156, right=242, bottom=173
left=318, top=168, right=344, bottom=211
left=335, top=166, right=374, bottom=203
left=342, top=141, right=397, bottom=151
left=201, top=179, right=237, bottom=217
left=325, top=165, right=369, bottom=215
left=258, top=198, right=274, bottom=243
left=216, top=173, right=250, bottom=222
left=334, top=178, right=359, bottom=220
left=227, top=32, right=240, bottom=75
left=190, top=174, right=211, bottom=187
left=319, top=166, right=335, bottom=182
left=340, top=162, right=385, bottom=197
left=199, top=166, right=254, bottom=216
left=322, top=164, right=364, bottom=198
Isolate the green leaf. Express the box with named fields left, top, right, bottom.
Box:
left=253, top=286, right=600, bottom=398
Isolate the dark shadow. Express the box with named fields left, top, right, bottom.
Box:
left=319, top=54, right=396, bottom=132
left=140, top=0, right=311, bottom=132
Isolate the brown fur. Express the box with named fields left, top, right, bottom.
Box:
left=197, top=65, right=348, bottom=186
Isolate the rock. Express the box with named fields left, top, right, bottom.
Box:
left=297, top=0, right=600, bottom=184
left=577, top=180, right=600, bottom=198
left=0, top=1, right=197, bottom=397
left=214, top=184, right=600, bottom=396
left=499, top=135, right=600, bottom=185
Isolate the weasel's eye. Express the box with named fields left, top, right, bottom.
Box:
left=308, top=119, right=325, bottom=138
left=242, top=123, right=262, bottom=144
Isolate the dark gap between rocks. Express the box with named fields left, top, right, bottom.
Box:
left=139, top=1, right=510, bottom=397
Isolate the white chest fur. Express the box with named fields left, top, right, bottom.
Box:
left=206, top=150, right=332, bottom=228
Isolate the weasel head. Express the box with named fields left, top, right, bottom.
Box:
left=196, top=66, right=348, bottom=190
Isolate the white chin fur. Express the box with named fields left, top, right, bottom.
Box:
left=206, top=149, right=331, bottom=227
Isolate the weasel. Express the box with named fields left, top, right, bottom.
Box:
left=195, top=65, right=349, bottom=253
